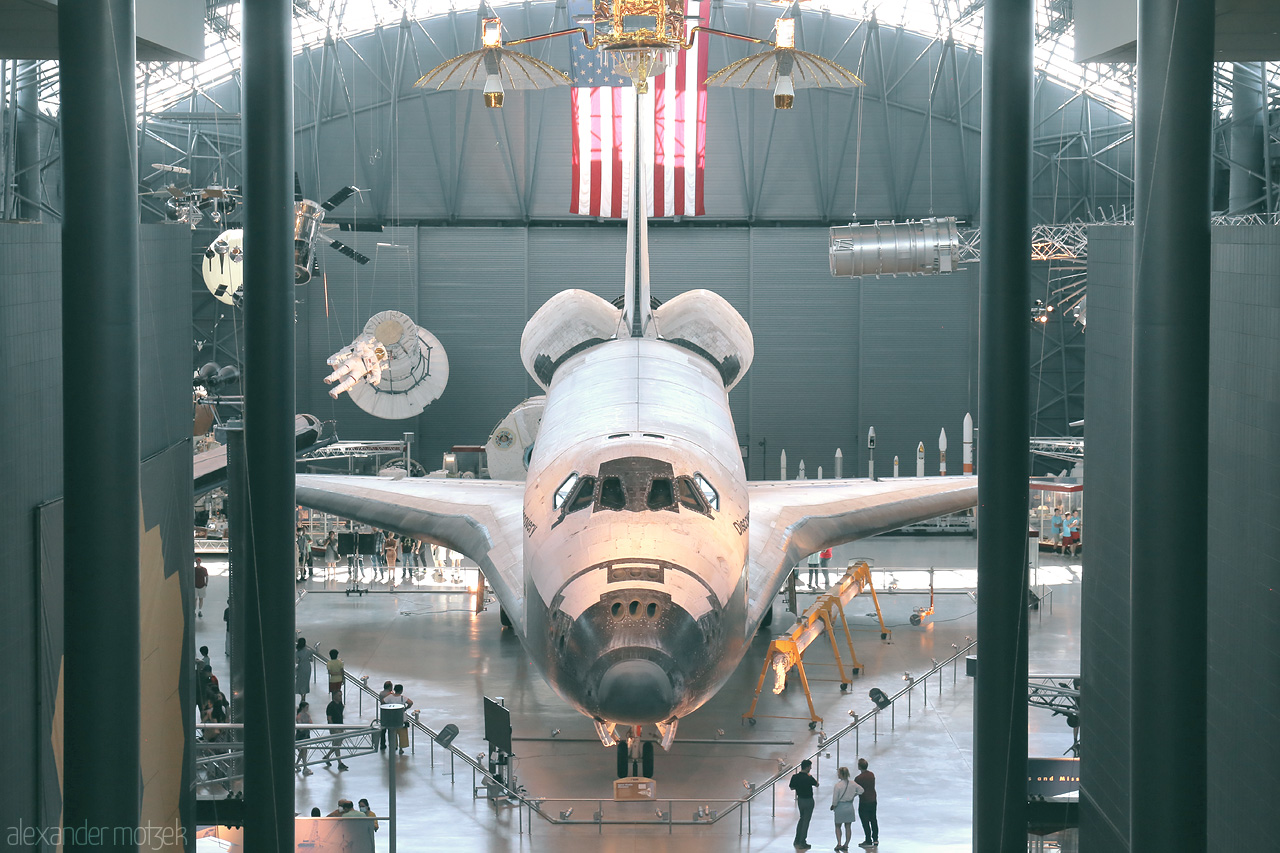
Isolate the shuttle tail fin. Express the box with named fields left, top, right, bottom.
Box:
left=619, top=86, right=657, bottom=340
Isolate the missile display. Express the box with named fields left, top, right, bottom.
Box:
left=963, top=412, right=974, bottom=475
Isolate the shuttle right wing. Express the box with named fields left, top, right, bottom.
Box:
left=295, top=474, right=527, bottom=634
left=745, top=477, right=979, bottom=630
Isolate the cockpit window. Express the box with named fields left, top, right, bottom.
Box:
left=599, top=476, right=627, bottom=510
left=646, top=478, right=675, bottom=511
left=566, top=476, right=596, bottom=513
left=553, top=473, right=579, bottom=510
left=677, top=477, right=708, bottom=514
left=694, top=474, right=719, bottom=511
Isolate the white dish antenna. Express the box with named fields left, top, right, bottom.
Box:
left=202, top=229, right=244, bottom=305
left=325, top=310, right=448, bottom=419
left=485, top=396, right=545, bottom=480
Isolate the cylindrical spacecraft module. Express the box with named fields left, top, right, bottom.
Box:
left=829, top=217, right=961, bottom=278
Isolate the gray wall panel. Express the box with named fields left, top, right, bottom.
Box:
left=649, top=227, right=752, bottom=439
left=0, top=224, right=62, bottom=832
left=416, top=226, right=530, bottom=461
left=139, top=227, right=195, bottom=458
left=857, top=269, right=978, bottom=477
left=746, top=228, right=859, bottom=481
left=527, top=226, right=627, bottom=399
left=1078, top=226, right=1134, bottom=852
left=1204, top=226, right=1280, bottom=850
left=0, top=223, right=193, bottom=844
left=1080, top=225, right=1280, bottom=850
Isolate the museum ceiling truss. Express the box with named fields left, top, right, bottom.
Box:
left=2, top=2, right=1278, bottom=440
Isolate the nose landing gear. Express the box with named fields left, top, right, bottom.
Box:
left=615, top=727, right=656, bottom=778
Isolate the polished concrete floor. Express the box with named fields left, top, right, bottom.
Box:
left=194, top=536, right=1082, bottom=851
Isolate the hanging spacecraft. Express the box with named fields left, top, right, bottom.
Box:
left=201, top=228, right=244, bottom=305
left=324, top=310, right=449, bottom=419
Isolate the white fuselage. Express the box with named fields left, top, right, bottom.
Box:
left=521, top=337, right=751, bottom=727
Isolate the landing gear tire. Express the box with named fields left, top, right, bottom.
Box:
left=641, top=741, right=655, bottom=778
left=616, top=741, right=629, bottom=779
left=499, top=608, right=512, bottom=629
left=758, top=607, right=774, bottom=631
left=909, top=613, right=922, bottom=626
left=808, top=721, right=818, bottom=730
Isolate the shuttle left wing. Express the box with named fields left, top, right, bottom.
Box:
left=295, top=474, right=527, bottom=634
left=745, top=477, right=978, bottom=630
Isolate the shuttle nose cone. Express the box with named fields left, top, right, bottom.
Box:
left=596, top=659, right=676, bottom=722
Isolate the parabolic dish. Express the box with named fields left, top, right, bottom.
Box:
left=484, top=396, right=545, bottom=481
left=343, top=310, right=449, bottom=419
left=202, top=229, right=244, bottom=305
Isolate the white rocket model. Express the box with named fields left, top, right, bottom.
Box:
left=963, top=412, right=974, bottom=475
left=293, top=92, right=977, bottom=767
left=917, top=441, right=926, bottom=477
left=867, top=426, right=876, bottom=480
left=939, top=428, right=948, bottom=476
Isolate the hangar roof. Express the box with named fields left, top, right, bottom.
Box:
left=138, top=2, right=1133, bottom=118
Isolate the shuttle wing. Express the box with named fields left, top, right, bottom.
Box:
left=294, top=474, right=527, bottom=634
left=745, top=477, right=978, bottom=628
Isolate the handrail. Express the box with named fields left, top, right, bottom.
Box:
left=287, top=636, right=976, bottom=832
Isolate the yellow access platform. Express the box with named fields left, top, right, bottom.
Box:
left=743, top=561, right=890, bottom=728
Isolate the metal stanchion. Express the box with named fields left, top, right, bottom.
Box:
left=380, top=702, right=406, bottom=853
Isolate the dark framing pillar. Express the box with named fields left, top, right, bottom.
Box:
left=241, top=0, right=297, bottom=848
left=1130, top=1, right=1214, bottom=849
left=224, top=423, right=247, bottom=724
left=975, top=0, right=1032, bottom=849
left=58, top=1, right=140, bottom=849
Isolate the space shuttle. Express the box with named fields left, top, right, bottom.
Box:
left=295, top=103, right=977, bottom=762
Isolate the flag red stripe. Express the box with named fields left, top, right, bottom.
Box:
left=570, top=89, right=582, bottom=215
left=611, top=88, right=624, bottom=218
left=672, top=41, right=688, bottom=216
left=589, top=88, right=602, bottom=216
left=694, top=9, right=708, bottom=216
left=653, top=83, right=666, bottom=217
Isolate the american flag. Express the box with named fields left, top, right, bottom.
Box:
left=569, top=0, right=708, bottom=218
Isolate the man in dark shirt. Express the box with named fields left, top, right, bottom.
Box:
left=854, top=757, right=878, bottom=847
left=322, top=698, right=349, bottom=770
left=789, top=758, right=819, bottom=849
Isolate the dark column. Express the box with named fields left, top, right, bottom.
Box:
left=1130, top=2, right=1214, bottom=850
left=1228, top=62, right=1265, bottom=215
left=16, top=60, right=40, bottom=220
left=224, top=422, right=247, bottom=727
left=58, top=2, right=140, bottom=849
left=974, top=0, right=1031, bottom=850
left=241, top=0, right=297, bottom=848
